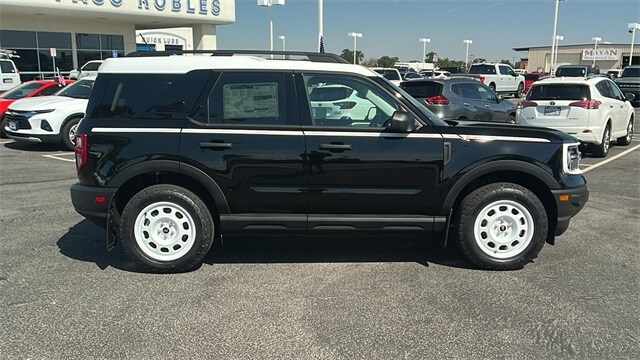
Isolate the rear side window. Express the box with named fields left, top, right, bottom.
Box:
left=37, top=84, right=63, bottom=96
left=556, top=67, right=586, bottom=77
left=527, top=84, right=590, bottom=100
left=0, top=61, right=16, bottom=73
left=82, top=62, right=101, bottom=71
left=469, top=65, right=496, bottom=74
left=92, top=72, right=208, bottom=119
left=399, top=81, right=442, bottom=98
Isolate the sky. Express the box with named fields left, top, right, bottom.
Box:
left=216, top=0, right=640, bottom=63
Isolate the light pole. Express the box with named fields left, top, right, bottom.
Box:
left=348, top=32, right=362, bottom=64
left=318, top=0, right=323, bottom=52
left=463, top=39, right=473, bottom=69
left=628, top=23, right=640, bottom=66
left=419, top=38, right=430, bottom=71
left=278, top=35, right=286, bottom=52
left=552, top=35, right=563, bottom=73
left=591, top=36, right=601, bottom=66
left=258, top=0, right=285, bottom=54
left=550, top=0, right=567, bottom=72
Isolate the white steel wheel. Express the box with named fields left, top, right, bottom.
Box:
left=68, top=123, right=78, bottom=144
left=133, top=201, right=197, bottom=261
left=473, top=200, right=534, bottom=259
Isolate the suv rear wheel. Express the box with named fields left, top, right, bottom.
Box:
left=616, top=118, right=634, bottom=146
left=591, top=124, right=611, bottom=157
left=455, top=182, right=548, bottom=270
left=120, top=184, right=214, bottom=272
left=515, top=82, right=524, bottom=98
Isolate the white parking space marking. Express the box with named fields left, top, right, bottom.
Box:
left=42, top=153, right=75, bottom=163
left=583, top=144, right=640, bottom=173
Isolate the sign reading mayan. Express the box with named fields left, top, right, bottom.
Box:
left=582, top=49, right=621, bottom=61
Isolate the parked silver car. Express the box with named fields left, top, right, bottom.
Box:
left=399, top=78, right=517, bottom=123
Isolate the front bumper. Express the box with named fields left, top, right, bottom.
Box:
left=70, top=183, right=117, bottom=229
left=6, top=130, right=62, bottom=144
left=551, top=185, right=589, bottom=236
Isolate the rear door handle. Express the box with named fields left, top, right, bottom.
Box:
left=319, top=143, right=352, bottom=151
left=484, top=105, right=491, bottom=108
left=199, top=141, right=233, bottom=150
left=463, top=102, right=470, bottom=106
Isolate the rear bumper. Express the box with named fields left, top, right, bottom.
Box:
left=551, top=185, right=589, bottom=236
left=70, top=183, right=116, bottom=229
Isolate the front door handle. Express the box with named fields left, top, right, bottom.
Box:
left=463, top=102, right=470, bottom=106
left=484, top=105, right=491, bottom=108
left=199, top=141, right=233, bottom=150
left=318, top=143, right=352, bottom=151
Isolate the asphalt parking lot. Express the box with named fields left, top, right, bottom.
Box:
left=0, top=119, right=638, bottom=359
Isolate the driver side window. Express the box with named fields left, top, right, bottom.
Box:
left=302, top=74, right=402, bottom=128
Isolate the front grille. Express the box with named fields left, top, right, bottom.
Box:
left=617, top=84, right=640, bottom=89
left=4, top=111, right=33, bottom=130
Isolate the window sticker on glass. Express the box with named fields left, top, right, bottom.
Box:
left=223, top=82, right=279, bottom=119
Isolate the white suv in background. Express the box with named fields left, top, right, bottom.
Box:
left=0, top=58, right=21, bottom=92
left=516, top=76, right=635, bottom=157
left=69, top=60, right=103, bottom=79
left=4, top=76, right=95, bottom=150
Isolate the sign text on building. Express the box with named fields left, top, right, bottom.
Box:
left=582, top=49, right=621, bottom=61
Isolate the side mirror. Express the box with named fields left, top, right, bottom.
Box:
left=389, top=110, right=417, bottom=133
left=496, top=94, right=503, bottom=102
left=624, top=93, right=636, bottom=102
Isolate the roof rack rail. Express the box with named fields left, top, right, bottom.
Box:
left=125, top=50, right=350, bottom=64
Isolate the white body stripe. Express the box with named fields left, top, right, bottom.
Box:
left=91, top=127, right=550, bottom=143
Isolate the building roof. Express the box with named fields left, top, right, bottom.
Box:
left=513, top=43, right=631, bottom=52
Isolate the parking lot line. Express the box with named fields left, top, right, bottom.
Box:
left=42, top=153, right=76, bottom=163
left=583, top=144, right=640, bottom=173
left=0, top=140, right=13, bottom=145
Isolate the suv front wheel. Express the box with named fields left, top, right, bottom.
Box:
left=455, top=183, right=548, bottom=270
left=120, top=184, right=215, bottom=272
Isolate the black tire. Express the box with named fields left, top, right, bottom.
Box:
left=514, top=82, right=524, bottom=98
left=507, top=114, right=516, bottom=124
left=120, top=184, right=215, bottom=273
left=489, top=83, right=496, bottom=92
left=616, top=118, right=634, bottom=146
left=61, top=117, right=81, bottom=150
left=0, top=116, right=6, bottom=138
left=454, top=182, right=548, bottom=270
left=591, top=123, right=611, bottom=157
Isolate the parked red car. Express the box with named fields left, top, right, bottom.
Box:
left=523, top=72, right=546, bottom=94
left=0, top=79, right=74, bottom=138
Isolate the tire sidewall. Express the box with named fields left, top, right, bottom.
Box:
left=61, top=117, right=81, bottom=150
left=120, top=185, right=213, bottom=272
left=459, top=185, right=547, bottom=269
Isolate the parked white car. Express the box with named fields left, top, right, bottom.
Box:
left=516, top=76, right=635, bottom=157
left=307, top=84, right=377, bottom=126
left=4, top=76, right=95, bottom=150
left=370, top=67, right=403, bottom=86
left=0, top=58, right=21, bottom=93
left=467, top=63, right=526, bottom=97
left=69, top=60, right=103, bottom=79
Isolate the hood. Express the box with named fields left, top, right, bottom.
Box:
left=8, top=96, right=87, bottom=111
left=445, top=120, right=577, bottom=143
left=615, top=77, right=640, bottom=85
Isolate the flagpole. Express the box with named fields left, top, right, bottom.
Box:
left=318, top=0, right=323, bottom=52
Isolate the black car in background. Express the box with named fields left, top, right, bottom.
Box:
left=615, top=65, right=639, bottom=107
left=399, top=78, right=517, bottom=123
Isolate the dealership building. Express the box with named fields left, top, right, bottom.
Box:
left=514, top=43, right=639, bottom=72
left=0, top=0, right=235, bottom=80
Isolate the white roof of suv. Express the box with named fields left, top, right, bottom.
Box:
left=99, top=55, right=378, bottom=77
left=533, top=76, right=603, bottom=86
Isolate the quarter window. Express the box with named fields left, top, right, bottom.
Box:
left=302, top=73, right=402, bottom=128
left=595, top=81, right=613, bottom=99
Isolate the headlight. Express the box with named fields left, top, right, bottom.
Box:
left=34, top=109, right=55, bottom=114
left=563, top=143, right=582, bottom=175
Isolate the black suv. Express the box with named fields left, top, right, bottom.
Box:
left=70, top=50, right=589, bottom=272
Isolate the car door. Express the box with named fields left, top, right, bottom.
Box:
left=474, top=82, right=507, bottom=122
left=297, top=72, right=444, bottom=231
left=594, top=80, right=620, bottom=131
left=455, top=82, right=491, bottom=121
left=605, top=79, right=630, bottom=135
left=498, top=65, right=515, bottom=93
left=180, top=71, right=308, bottom=230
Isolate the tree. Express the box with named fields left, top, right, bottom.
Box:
left=377, top=56, right=398, bottom=68
left=435, top=57, right=466, bottom=69
left=473, top=58, right=487, bottom=64
left=500, top=59, right=513, bottom=66
left=340, top=49, right=364, bottom=64
left=361, top=58, right=378, bottom=67
left=425, top=52, right=437, bottom=63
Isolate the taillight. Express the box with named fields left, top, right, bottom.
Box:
left=426, top=94, right=450, bottom=105
left=517, top=100, right=538, bottom=110
left=479, top=76, right=485, bottom=83
left=569, top=99, right=601, bottom=109
left=75, top=133, right=87, bottom=172
left=333, top=101, right=357, bottom=109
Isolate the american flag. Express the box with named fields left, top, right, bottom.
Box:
left=56, top=67, right=66, bottom=86
left=319, top=36, right=325, bottom=53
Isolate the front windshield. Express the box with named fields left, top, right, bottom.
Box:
left=621, top=67, right=640, bottom=78
left=55, top=79, right=94, bottom=99
left=372, top=76, right=448, bottom=126
left=0, top=82, right=44, bottom=100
